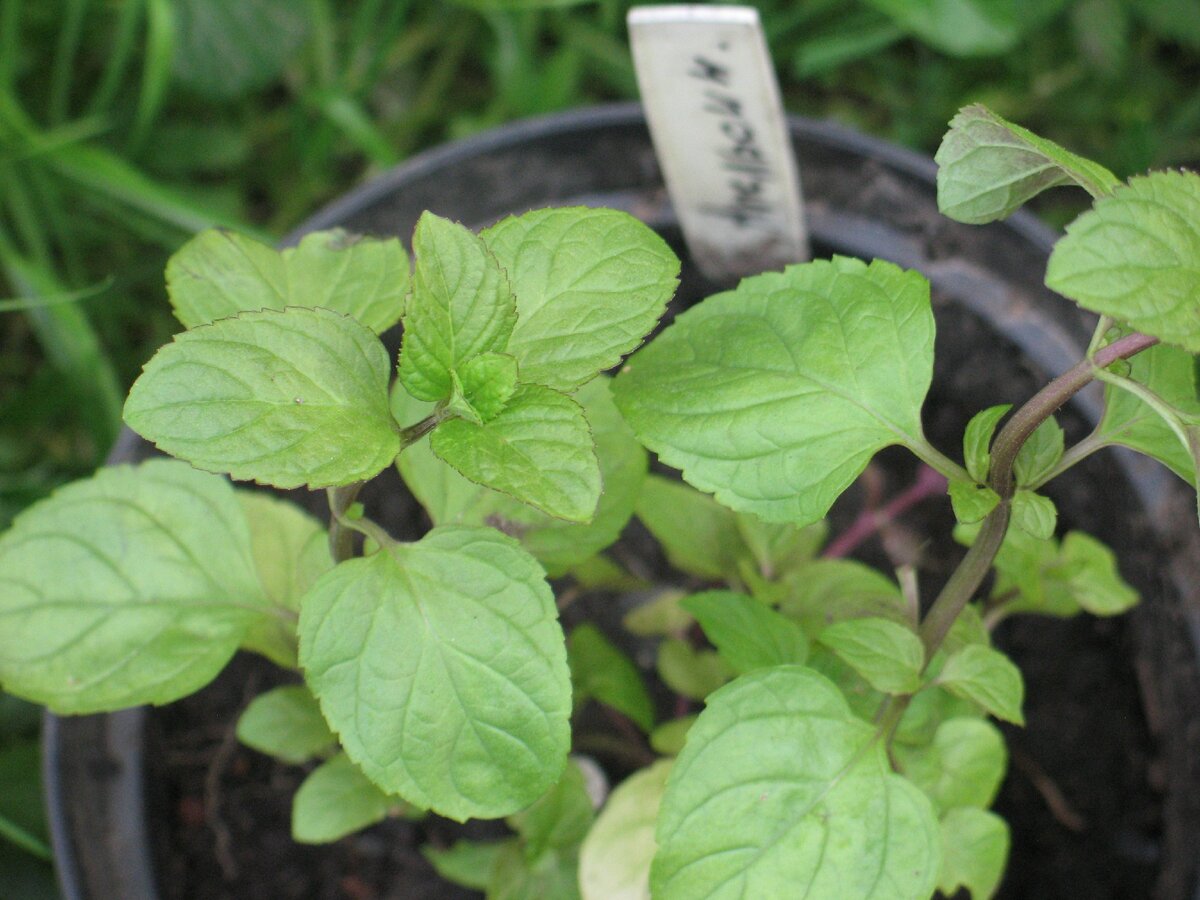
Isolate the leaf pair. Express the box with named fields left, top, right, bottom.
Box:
left=395, top=208, right=678, bottom=523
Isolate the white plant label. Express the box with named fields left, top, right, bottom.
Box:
left=628, top=5, right=809, bottom=282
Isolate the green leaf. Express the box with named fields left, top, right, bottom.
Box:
left=1046, top=172, right=1200, bottom=352
left=238, top=492, right=330, bottom=667
left=938, top=645, right=1025, bottom=725
left=396, top=376, right=645, bottom=575
left=508, top=759, right=595, bottom=861
left=894, top=718, right=1007, bottom=812
left=937, top=808, right=1010, bottom=900
left=656, top=640, right=731, bottom=701
left=681, top=591, right=808, bottom=675
left=490, top=840, right=582, bottom=900
left=291, top=753, right=393, bottom=843
left=949, top=480, right=1001, bottom=524
left=166, top=229, right=409, bottom=334
left=817, top=616, right=925, bottom=694
left=481, top=207, right=679, bottom=392
left=236, top=685, right=336, bottom=764
left=430, top=383, right=600, bottom=522
left=734, top=515, right=827, bottom=581
left=963, top=404, right=1011, bottom=482
left=0, top=741, right=49, bottom=858
left=1010, top=490, right=1057, bottom=538
left=398, top=212, right=517, bottom=402
left=579, top=760, right=673, bottom=900
left=423, top=840, right=509, bottom=891
left=861, top=0, right=1021, bottom=56
left=448, top=352, right=519, bottom=424
left=568, top=624, right=655, bottom=732
left=125, top=308, right=399, bottom=489
left=613, top=257, right=935, bottom=525
left=298, top=526, right=571, bottom=821
left=1094, top=341, right=1200, bottom=485
left=0, top=461, right=266, bottom=713
left=622, top=590, right=693, bottom=638
left=959, top=524, right=1138, bottom=618
left=1059, top=532, right=1139, bottom=615
left=936, top=104, right=1120, bottom=223
left=1013, top=416, right=1064, bottom=486
left=778, top=559, right=908, bottom=634
left=170, top=0, right=311, bottom=99
left=649, top=716, right=697, bottom=756
left=635, top=476, right=742, bottom=580
left=651, top=666, right=941, bottom=899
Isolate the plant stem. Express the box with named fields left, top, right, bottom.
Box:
left=917, top=330, right=1158, bottom=659
left=326, top=482, right=364, bottom=563
left=823, top=465, right=947, bottom=559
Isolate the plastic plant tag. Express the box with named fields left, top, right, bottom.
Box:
left=628, top=4, right=809, bottom=282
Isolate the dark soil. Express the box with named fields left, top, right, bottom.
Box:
left=140, top=236, right=1198, bottom=899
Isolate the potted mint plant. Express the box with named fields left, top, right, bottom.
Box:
left=14, top=104, right=1200, bottom=899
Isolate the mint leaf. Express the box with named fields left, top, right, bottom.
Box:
left=651, top=666, right=941, bottom=899
left=508, top=759, right=595, bottom=861
left=568, top=624, right=655, bottom=732
left=291, top=753, right=394, bottom=844
left=949, top=480, right=1001, bottom=524
left=1059, top=531, right=1140, bottom=615
left=236, top=684, right=336, bottom=764
left=938, top=645, right=1025, bottom=725
left=937, top=808, right=1010, bottom=900
left=298, top=526, right=571, bottom=821
left=778, top=559, right=908, bottom=634
left=936, top=104, right=1120, bottom=223
left=649, top=716, right=696, bottom=755
left=613, top=257, right=935, bottom=525
left=398, top=212, right=517, bottom=402
left=1047, top=172, right=1200, bottom=352
left=579, top=760, right=672, bottom=900
left=481, top=207, right=679, bottom=392
left=166, top=228, right=409, bottom=334
left=963, top=403, right=1011, bottom=482
left=623, top=590, right=693, bottom=638
left=0, top=461, right=265, bottom=713
left=491, top=840, right=583, bottom=900
left=430, top=383, right=600, bottom=522
left=681, top=590, right=808, bottom=675
left=423, top=840, right=509, bottom=891
left=125, top=308, right=399, bottom=489
left=735, top=515, right=827, bottom=581
left=656, top=639, right=731, bottom=701
left=894, top=718, right=1007, bottom=812
left=817, top=616, right=925, bottom=694
left=959, top=524, right=1138, bottom=618
left=1010, top=490, right=1057, bottom=538
left=396, top=377, right=644, bottom=574
left=1013, top=416, right=1064, bottom=487
left=635, top=475, right=742, bottom=581
left=238, top=492, right=330, bottom=667
left=1095, top=341, right=1200, bottom=484
left=448, top=352, right=518, bottom=424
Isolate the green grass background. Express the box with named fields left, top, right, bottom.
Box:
left=1, top=0, right=1197, bottom=893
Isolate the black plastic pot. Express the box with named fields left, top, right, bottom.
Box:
left=44, top=104, right=1200, bottom=900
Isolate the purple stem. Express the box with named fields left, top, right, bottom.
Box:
left=823, top=465, right=948, bottom=559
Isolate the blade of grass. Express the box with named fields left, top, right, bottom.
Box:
left=87, top=0, right=145, bottom=115
left=49, top=0, right=91, bottom=124
left=128, top=0, right=174, bottom=150
left=310, top=90, right=399, bottom=166
left=0, top=224, right=121, bottom=452
left=0, top=0, right=20, bottom=96
left=0, top=276, right=112, bottom=311
left=0, top=810, right=51, bottom=861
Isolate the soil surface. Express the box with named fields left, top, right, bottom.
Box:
left=141, top=248, right=1198, bottom=899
